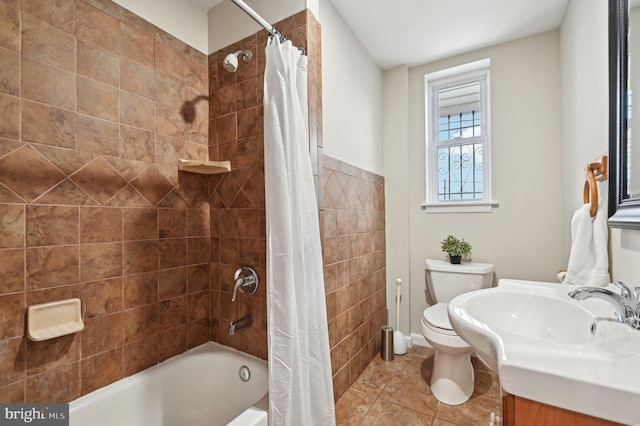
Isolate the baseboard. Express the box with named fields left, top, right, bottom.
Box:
left=409, top=333, right=432, bottom=348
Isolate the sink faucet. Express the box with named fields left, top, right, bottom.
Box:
left=568, top=282, right=640, bottom=329
left=229, top=315, right=253, bottom=335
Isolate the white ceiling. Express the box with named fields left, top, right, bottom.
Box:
left=188, top=0, right=569, bottom=70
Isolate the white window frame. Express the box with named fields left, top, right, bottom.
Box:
left=423, top=59, right=498, bottom=213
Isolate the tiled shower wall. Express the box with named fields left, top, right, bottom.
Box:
left=0, top=0, right=211, bottom=402
left=322, top=156, right=386, bottom=400
left=0, top=0, right=386, bottom=405
left=207, top=13, right=387, bottom=402
left=207, top=11, right=321, bottom=360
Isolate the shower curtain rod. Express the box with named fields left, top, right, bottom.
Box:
left=229, top=0, right=303, bottom=51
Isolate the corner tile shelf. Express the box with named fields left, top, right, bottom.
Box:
left=178, top=160, right=231, bottom=175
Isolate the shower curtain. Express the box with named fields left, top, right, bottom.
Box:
left=263, top=37, right=336, bottom=426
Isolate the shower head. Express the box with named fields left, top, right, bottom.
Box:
left=223, top=50, right=253, bottom=72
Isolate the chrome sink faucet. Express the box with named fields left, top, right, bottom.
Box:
left=568, top=282, right=640, bottom=329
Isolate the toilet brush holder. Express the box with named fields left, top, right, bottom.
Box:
left=380, top=326, right=394, bottom=361
left=394, top=278, right=408, bottom=354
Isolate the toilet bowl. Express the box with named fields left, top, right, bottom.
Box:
left=421, top=259, right=494, bottom=405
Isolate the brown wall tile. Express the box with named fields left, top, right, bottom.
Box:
left=123, top=208, right=157, bottom=241
left=121, top=57, right=155, bottom=100
left=22, top=101, right=77, bottom=148
left=26, top=205, right=78, bottom=247
left=0, top=337, right=25, bottom=388
left=120, top=23, right=154, bottom=66
left=26, top=334, right=79, bottom=376
left=22, top=14, right=76, bottom=72
left=124, top=271, right=158, bottom=308
left=21, top=57, right=76, bottom=110
left=77, top=76, right=119, bottom=122
left=159, top=325, right=187, bottom=361
left=0, top=0, right=213, bottom=404
left=0, top=47, right=19, bottom=96
left=159, top=209, right=186, bottom=238
left=26, top=362, right=80, bottom=403
left=0, top=204, right=23, bottom=248
left=81, top=312, right=123, bottom=357
left=80, top=278, right=123, bottom=318
left=26, top=245, right=79, bottom=290
left=159, top=267, right=186, bottom=300
left=124, top=240, right=158, bottom=275
left=123, top=334, right=157, bottom=376
left=76, top=1, right=119, bottom=53
left=0, top=93, right=19, bottom=140
left=22, top=0, right=75, bottom=32
left=80, top=207, right=122, bottom=243
left=77, top=41, right=120, bottom=87
left=0, top=293, right=25, bottom=338
left=0, top=3, right=20, bottom=52
left=120, top=91, right=155, bottom=131
left=120, top=125, right=155, bottom=162
left=0, top=249, right=24, bottom=294
left=81, top=348, right=123, bottom=395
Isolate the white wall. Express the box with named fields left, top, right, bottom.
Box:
left=394, top=31, right=563, bottom=336
left=559, top=0, right=609, bottom=265
left=208, top=0, right=310, bottom=54
left=382, top=66, right=411, bottom=333
left=559, top=0, right=640, bottom=285
left=319, top=0, right=383, bottom=174
left=112, top=0, right=209, bottom=53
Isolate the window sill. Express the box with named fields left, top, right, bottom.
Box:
left=421, top=200, right=499, bottom=213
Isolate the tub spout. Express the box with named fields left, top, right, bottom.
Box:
left=229, top=315, right=253, bottom=335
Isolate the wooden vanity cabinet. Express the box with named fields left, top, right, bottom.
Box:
left=501, top=391, right=624, bottom=426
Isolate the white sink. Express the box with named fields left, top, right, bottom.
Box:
left=449, top=279, right=640, bottom=425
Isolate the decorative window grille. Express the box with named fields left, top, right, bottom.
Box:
left=425, top=60, right=493, bottom=212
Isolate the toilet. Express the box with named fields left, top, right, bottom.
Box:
left=421, top=259, right=494, bottom=405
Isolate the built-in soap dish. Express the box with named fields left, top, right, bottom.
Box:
left=27, top=298, right=84, bottom=341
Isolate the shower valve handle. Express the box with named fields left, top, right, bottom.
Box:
left=231, top=266, right=259, bottom=301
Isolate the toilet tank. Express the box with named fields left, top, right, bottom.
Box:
left=425, top=259, right=494, bottom=303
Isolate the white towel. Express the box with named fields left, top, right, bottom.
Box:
left=562, top=204, right=610, bottom=287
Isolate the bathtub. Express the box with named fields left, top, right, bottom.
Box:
left=70, top=342, right=268, bottom=426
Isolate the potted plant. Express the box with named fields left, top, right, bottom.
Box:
left=440, top=235, right=472, bottom=264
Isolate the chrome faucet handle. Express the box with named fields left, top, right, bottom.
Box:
left=613, top=281, right=634, bottom=303
left=231, top=277, right=244, bottom=302
left=231, top=266, right=259, bottom=302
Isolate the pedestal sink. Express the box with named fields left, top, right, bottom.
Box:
left=448, top=279, right=640, bottom=425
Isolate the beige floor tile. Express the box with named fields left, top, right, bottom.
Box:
left=434, top=394, right=500, bottom=426
left=337, top=345, right=502, bottom=426
left=471, top=367, right=500, bottom=401
left=336, top=387, right=378, bottom=426
left=431, top=418, right=462, bottom=426
left=403, top=345, right=436, bottom=361
left=351, top=356, right=399, bottom=396
left=360, top=399, right=434, bottom=426
left=379, top=354, right=439, bottom=416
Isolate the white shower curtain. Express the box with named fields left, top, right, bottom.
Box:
left=263, top=37, right=336, bottom=425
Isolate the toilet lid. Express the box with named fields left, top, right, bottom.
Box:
left=423, top=303, right=456, bottom=335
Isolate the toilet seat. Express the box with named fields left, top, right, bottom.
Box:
left=422, top=304, right=471, bottom=350
left=423, top=303, right=457, bottom=336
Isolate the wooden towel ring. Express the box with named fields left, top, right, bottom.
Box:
left=583, top=168, right=598, bottom=217
left=582, top=155, right=608, bottom=218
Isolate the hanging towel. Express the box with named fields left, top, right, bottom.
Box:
left=563, top=204, right=610, bottom=287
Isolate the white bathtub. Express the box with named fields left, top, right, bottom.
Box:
left=70, top=342, right=268, bottom=426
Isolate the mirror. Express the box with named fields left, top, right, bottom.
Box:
left=609, top=0, right=640, bottom=228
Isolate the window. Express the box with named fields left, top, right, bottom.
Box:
left=424, top=59, right=497, bottom=213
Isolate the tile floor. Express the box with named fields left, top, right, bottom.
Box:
left=335, top=345, right=501, bottom=425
